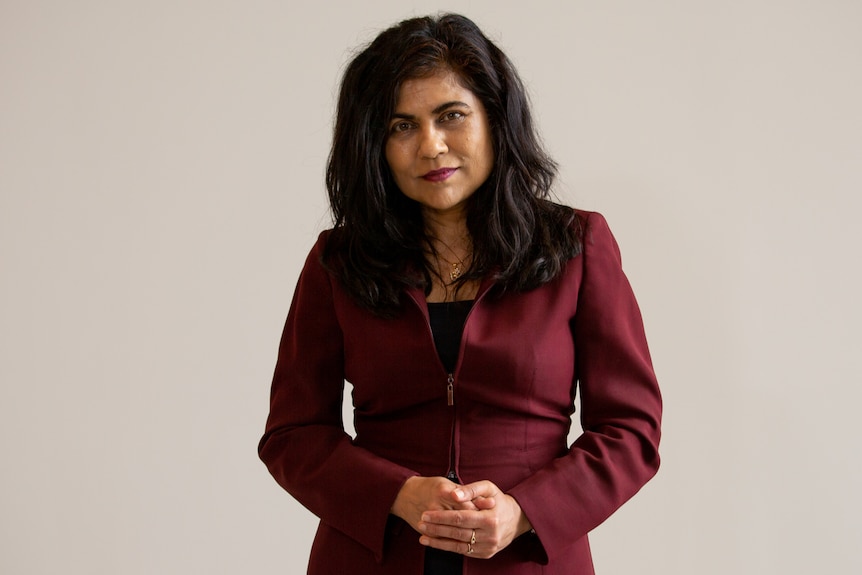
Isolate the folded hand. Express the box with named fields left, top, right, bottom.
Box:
left=390, top=476, right=480, bottom=535
left=416, top=480, right=533, bottom=559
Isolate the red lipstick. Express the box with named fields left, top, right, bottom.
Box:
left=422, top=168, right=457, bottom=182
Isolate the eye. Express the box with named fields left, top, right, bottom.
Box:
left=441, top=111, right=465, bottom=122
left=390, top=121, right=414, bottom=134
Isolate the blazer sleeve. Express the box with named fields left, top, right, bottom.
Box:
left=507, top=211, right=662, bottom=563
left=258, top=232, right=418, bottom=561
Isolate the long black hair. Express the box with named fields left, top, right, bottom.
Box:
left=323, top=13, right=582, bottom=315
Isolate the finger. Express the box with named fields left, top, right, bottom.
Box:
left=419, top=535, right=481, bottom=558
left=421, top=509, right=480, bottom=528
left=452, top=480, right=500, bottom=503
left=418, top=521, right=474, bottom=543
left=472, top=495, right=496, bottom=510
left=448, top=495, right=479, bottom=511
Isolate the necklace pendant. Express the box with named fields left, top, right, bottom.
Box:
left=449, top=262, right=462, bottom=281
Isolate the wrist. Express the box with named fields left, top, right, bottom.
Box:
left=506, top=494, right=533, bottom=536
left=390, top=476, right=420, bottom=519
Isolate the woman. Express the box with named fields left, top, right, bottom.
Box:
left=259, top=13, right=662, bottom=575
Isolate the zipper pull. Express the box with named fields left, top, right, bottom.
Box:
left=447, top=374, right=454, bottom=406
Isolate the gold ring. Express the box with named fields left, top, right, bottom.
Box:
left=466, top=544, right=474, bottom=554
left=470, top=529, right=477, bottom=545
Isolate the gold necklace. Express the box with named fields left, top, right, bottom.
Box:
left=439, top=254, right=465, bottom=281
left=434, top=238, right=471, bottom=282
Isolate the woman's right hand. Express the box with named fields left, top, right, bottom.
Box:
left=390, top=476, right=494, bottom=534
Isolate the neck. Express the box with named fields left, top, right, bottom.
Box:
left=422, top=209, right=470, bottom=253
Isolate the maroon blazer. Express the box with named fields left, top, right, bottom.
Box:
left=259, top=211, right=662, bottom=574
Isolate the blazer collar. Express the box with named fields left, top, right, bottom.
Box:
left=404, top=276, right=495, bottom=321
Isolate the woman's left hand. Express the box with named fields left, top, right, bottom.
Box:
left=417, top=480, right=534, bottom=559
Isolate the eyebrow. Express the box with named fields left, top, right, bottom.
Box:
left=391, top=100, right=471, bottom=120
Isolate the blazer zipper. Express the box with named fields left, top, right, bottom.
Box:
left=447, top=372, right=457, bottom=482
left=404, top=283, right=493, bottom=483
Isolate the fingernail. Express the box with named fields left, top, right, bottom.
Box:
left=419, top=537, right=430, bottom=546
left=421, top=514, right=429, bottom=522
left=453, top=489, right=464, bottom=499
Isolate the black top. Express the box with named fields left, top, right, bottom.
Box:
left=423, top=300, right=473, bottom=575
left=427, top=300, right=473, bottom=372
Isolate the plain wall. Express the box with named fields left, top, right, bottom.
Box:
left=2, top=1, right=860, bottom=573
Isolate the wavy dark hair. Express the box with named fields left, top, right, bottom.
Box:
left=323, top=13, right=582, bottom=315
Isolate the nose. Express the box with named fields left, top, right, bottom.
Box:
left=418, top=125, right=448, bottom=159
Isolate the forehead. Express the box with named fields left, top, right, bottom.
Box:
left=394, top=69, right=478, bottom=109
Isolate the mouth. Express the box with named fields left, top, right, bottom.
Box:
left=421, top=168, right=458, bottom=182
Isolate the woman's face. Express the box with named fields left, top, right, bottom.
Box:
left=384, top=69, right=494, bottom=219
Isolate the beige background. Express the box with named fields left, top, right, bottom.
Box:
left=2, top=1, right=860, bottom=573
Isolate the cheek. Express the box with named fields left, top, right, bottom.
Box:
left=468, top=125, right=494, bottom=168
left=385, top=143, right=407, bottom=174
left=384, top=143, right=394, bottom=169
left=475, top=137, right=494, bottom=173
